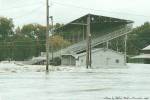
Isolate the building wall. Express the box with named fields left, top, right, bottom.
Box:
left=61, top=55, right=76, bottom=66
left=144, top=59, right=150, bottom=64
left=76, top=50, right=125, bottom=68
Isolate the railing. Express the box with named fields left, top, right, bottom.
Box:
left=66, top=25, right=132, bottom=54
left=26, top=25, right=132, bottom=65
left=46, top=25, right=132, bottom=59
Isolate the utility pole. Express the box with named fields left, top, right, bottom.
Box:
left=124, top=34, right=127, bottom=65
left=50, top=16, right=54, bottom=65
left=46, top=0, right=50, bottom=72
left=86, top=15, right=91, bottom=69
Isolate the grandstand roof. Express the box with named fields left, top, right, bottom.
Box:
left=54, top=13, right=134, bottom=34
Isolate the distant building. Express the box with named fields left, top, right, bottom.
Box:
left=61, top=48, right=125, bottom=68
left=25, top=13, right=133, bottom=67
left=131, top=45, right=150, bottom=64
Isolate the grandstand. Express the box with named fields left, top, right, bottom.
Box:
left=27, top=14, right=133, bottom=65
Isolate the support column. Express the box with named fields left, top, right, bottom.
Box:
left=83, top=25, right=85, bottom=41
left=116, top=40, right=119, bottom=52
left=124, top=34, right=127, bottom=65
left=106, top=41, right=109, bottom=49
left=89, top=34, right=92, bottom=68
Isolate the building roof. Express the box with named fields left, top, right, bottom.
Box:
left=77, top=48, right=124, bottom=58
left=54, top=13, right=133, bottom=36
left=131, top=54, right=150, bottom=59
left=55, top=13, right=133, bottom=30
left=62, top=48, right=124, bottom=58
left=142, top=45, right=150, bottom=51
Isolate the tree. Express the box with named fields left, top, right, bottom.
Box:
left=54, top=23, right=63, bottom=29
left=11, top=34, right=36, bottom=61
left=127, top=22, right=150, bottom=55
left=20, top=23, right=64, bottom=55
left=0, top=17, right=14, bottom=41
left=49, top=35, right=70, bottom=51
left=20, top=24, right=46, bottom=56
left=0, top=17, right=67, bottom=61
left=15, top=27, right=21, bottom=35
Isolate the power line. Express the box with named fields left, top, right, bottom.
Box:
left=0, top=36, right=149, bottom=44
left=0, top=40, right=46, bottom=43
left=53, top=1, right=150, bottom=18
left=0, top=1, right=44, bottom=12
left=12, top=5, right=43, bottom=20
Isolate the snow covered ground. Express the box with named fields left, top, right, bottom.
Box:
left=0, top=61, right=79, bottom=73
left=0, top=62, right=150, bottom=100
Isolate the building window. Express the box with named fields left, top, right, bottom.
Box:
left=76, top=57, right=79, bottom=61
left=116, top=59, right=119, bottom=63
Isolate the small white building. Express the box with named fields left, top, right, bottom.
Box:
left=131, top=45, right=150, bottom=64
left=61, top=48, right=125, bottom=68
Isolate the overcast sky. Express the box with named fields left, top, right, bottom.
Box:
left=0, top=0, right=150, bottom=27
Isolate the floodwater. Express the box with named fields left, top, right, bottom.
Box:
left=0, top=64, right=150, bottom=100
